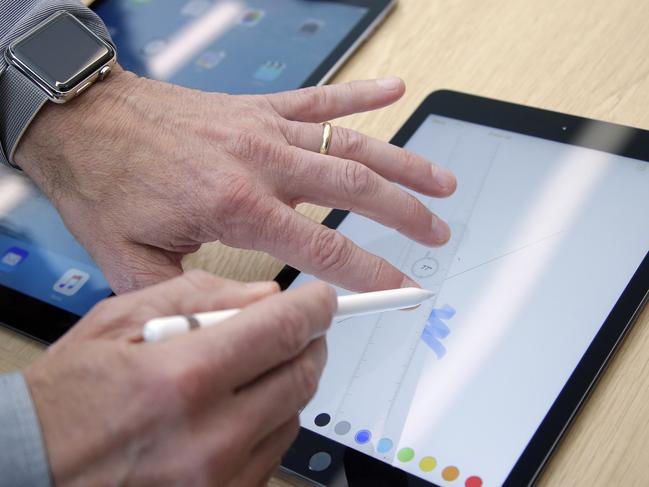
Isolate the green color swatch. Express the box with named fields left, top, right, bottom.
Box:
left=397, top=447, right=415, bottom=462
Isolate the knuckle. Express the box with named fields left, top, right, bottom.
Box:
left=293, top=355, right=321, bottom=399
left=400, top=148, right=419, bottom=175
left=398, top=195, right=424, bottom=231
left=270, top=117, right=292, bottom=144
left=368, top=256, right=397, bottom=290
left=342, top=160, right=375, bottom=197
left=276, top=304, right=310, bottom=356
left=309, top=227, right=351, bottom=273
left=166, top=360, right=213, bottom=410
left=230, top=127, right=294, bottom=173
left=214, top=173, right=258, bottom=220
left=299, top=87, right=329, bottom=113
left=229, top=131, right=268, bottom=162
left=201, top=441, right=237, bottom=483
left=338, top=129, right=366, bottom=157
left=308, top=282, right=337, bottom=320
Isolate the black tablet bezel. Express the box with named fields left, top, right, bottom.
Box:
left=89, top=0, right=397, bottom=90
left=276, top=90, right=649, bottom=487
left=0, top=284, right=80, bottom=344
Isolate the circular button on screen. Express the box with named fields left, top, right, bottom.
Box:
left=308, top=451, right=332, bottom=472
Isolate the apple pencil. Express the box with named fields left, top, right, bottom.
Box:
left=142, top=287, right=436, bottom=342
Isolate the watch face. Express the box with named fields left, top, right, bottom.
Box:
left=10, top=12, right=114, bottom=94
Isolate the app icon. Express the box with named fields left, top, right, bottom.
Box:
left=181, top=0, right=211, bottom=17
left=298, top=19, right=324, bottom=36
left=0, top=247, right=28, bottom=272
left=53, top=269, right=90, bottom=296
left=195, top=50, right=226, bottom=70
left=239, top=9, right=265, bottom=27
left=254, top=61, right=286, bottom=81
left=141, top=38, right=167, bottom=57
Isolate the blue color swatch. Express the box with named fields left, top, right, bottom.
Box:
left=355, top=430, right=372, bottom=444
left=377, top=438, right=394, bottom=453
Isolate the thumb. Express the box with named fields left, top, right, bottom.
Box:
left=96, top=241, right=184, bottom=294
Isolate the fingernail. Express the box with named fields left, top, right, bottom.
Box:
left=432, top=165, right=457, bottom=193
left=245, top=281, right=279, bottom=293
left=431, top=214, right=451, bottom=245
left=376, top=76, right=403, bottom=91
left=400, top=275, right=420, bottom=289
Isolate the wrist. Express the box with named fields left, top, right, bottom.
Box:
left=14, top=64, right=139, bottom=204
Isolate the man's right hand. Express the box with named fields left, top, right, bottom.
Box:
left=25, top=271, right=336, bottom=487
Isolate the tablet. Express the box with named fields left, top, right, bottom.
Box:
left=277, top=91, right=649, bottom=487
left=90, top=0, right=396, bottom=94
left=0, top=169, right=113, bottom=343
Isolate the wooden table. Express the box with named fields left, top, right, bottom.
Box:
left=3, top=0, right=649, bottom=485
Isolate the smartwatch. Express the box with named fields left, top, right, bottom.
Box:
left=1, top=10, right=116, bottom=168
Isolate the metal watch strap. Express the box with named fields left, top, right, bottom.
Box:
left=0, top=1, right=115, bottom=170
left=0, top=64, right=48, bottom=169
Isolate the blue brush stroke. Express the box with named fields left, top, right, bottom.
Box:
left=421, top=304, right=456, bottom=358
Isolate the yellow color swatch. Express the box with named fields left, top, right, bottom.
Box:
left=419, top=456, right=437, bottom=472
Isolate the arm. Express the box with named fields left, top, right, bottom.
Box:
left=0, top=6, right=112, bottom=486
left=0, top=372, right=50, bottom=487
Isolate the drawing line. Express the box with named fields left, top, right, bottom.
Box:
left=444, top=230, right=563, bottom=282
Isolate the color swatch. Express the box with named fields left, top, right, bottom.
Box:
left=314, top=413, right=330, bottom=427
left=355, top=430, right=371, bottom=444
left=397, top=447, right=415, bottom=462
left=334, top=421, right=351, bottom=435
left=377, top=438, right=394, bottom=453
left=312, top=412, right=482, bottom=485
left=442, top=466, right=460, bottom=481
left=419, top=456, right=437, bottom=472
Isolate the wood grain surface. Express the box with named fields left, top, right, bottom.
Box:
left=4, top=0, right=649, bottom=485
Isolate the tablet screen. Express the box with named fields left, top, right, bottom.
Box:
left=93, top=0, right=369, bottom=94
left=0, top=168, right=111, bottom=316
left=288, top=115, right=649, bottom=486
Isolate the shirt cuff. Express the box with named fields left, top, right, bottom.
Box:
left=0, top=372, right=51, bottom=487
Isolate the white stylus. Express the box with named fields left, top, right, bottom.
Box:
left=142, top=287, right=436, bottom=342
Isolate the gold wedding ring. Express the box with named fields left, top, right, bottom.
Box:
left=320, top=122, right=333, bottom=155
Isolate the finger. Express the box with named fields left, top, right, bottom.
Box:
left=235, top=337, right=326, bottom=442
left=265, top=77, right=405, bottom=123
left=278, top=150, right=450, bottom=247
left=155, top=281, right=336, bottom=390
left=232, top=417, right=299, bottom=487
left=70, top=271, right=279, bottom=341
left=284, top=122, right=456, bottom=198
left=255, top=201, right=419, bottom=292
left=251, top=418, right=299, bottom=480
left=258, top=462, right=281, bottom=487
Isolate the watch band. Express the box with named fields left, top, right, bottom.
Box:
left=0, top=64, right=48, bottom=169
left=0, top=1, right=115, bottom=170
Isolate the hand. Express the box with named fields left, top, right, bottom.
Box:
left=25, top=271, right=336, bottom=486
left=15, top=67, right=456, bottom=293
